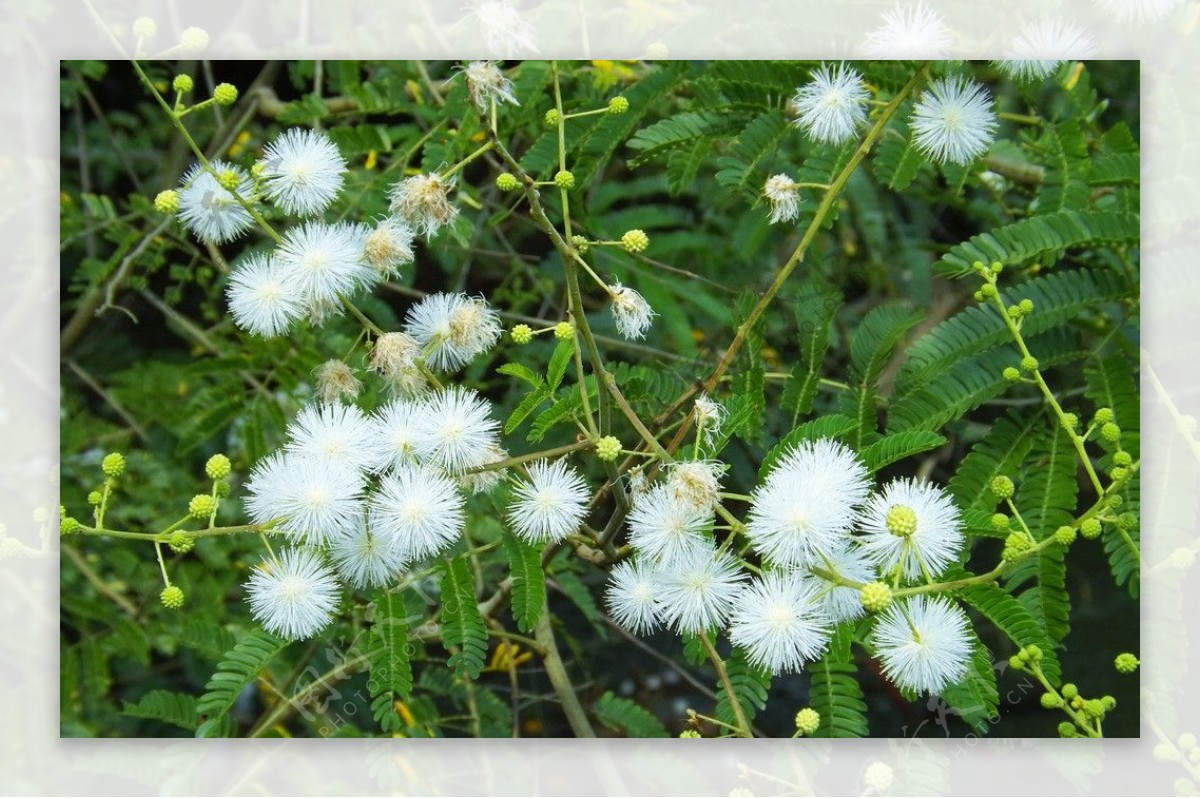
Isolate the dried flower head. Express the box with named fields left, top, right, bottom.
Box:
left=389, top=173, right=458, bottom=238
left=609, top=282, right=656, bottom=340
left=763, top=174, right=801, bottom=224
left=369, top=332, right=428, bottom=397
left=463, top=60, right=519, bottom=110
left=313, top=360, right=362, bottom=404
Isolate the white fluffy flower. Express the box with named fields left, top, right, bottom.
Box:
left=404, top=292, right=503, bottom=371
left=861, top=2, right=954, bottom=58
left=412, top=386, right=501, bottom=474
left=693, top=393, right=726, bottom=447
left=178, top=160, right=256, bottom=244
left=627, top=484, right=713, bottom=564
left=910, top=76, right=998, bottom=166
left=244, top=452, right=365, bottom=545
left=812, top=543, right=876, bottom=623
left=363, top=217, right=416, bottom=278
left=259, top=128, right=347, bottom=216
left=605, top=559, right=662, bottom=636
left=246, top=547, right=341, bottom=640
left=746, top=438, right=870, bottom=569
left=655, top=543, right=747, bottom=634
left=285, top=402, right=378, bottom=473
left=872, top=595, right=971, bottom=695
left=996, top=19, right=1096, bottom=82
left=463, top=60, right=519, bottom=111
left=276, top=221, right=373, bottom=309
left=457, top=444, right=508, bottom=495
left=857, top=477, right=964, bottom=583
left=729, top=572, right=833, bottom=675
left=665, top=460, right=725, bottom=512
left=508, top=459, right=589, bottom=544
left=329, top=515, right=407, bottom=589
left=370, top=398, right=425, bottom=472
left=369, top=465, right=466, bottom=561
left=1092, top=0, right=1182, bottom=24
left=469, top=0, right=538, bottom=57
left=791, top=62, right=870, bottom=145
left=389, top=173, right=458, bottom=237
left=763, top=174, right=801, bottom=224
left=609, top=282, right=655, bottom=340
left=226, top=253, right=305, bottom=338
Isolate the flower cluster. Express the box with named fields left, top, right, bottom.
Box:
left=606, top=437, right=973, bottom=696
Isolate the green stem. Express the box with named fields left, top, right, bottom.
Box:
left=698, top=633, right=752, bottom=738
left=462, top=440, right=595, bottom=474
left=441, top=140, right=496, bottom=179
left=533, top=609, right=596, bottom=737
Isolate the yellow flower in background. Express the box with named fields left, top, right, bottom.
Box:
left=590, top=59, right=640, bottom=91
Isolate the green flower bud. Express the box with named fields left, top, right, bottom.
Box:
left=1180, top=733, right=1197, bottom=752
left=87, top=491, right=102, bottom=506
left=679, top=729, right=701, bottom=738
left=1040, top=692, right=1063, bottom=709
left=990, top=261, right=1004, bottom=275
left=1008, top=654, right=1025, bottom=671
left=554, top=169, right=575, bottom=189
left=1108, top=493, right=1124, bottom=509
left=1113, top=450, right=1132, bottom=467
left=206, top=453, right=232, bottom=480
left=495, top=172, right=520, bottom=192
left=1003, top=533, right=1032, bottom=562
left=991, top=513, right=1010, bottom=531
left=154, top=189, right=180, bottom=215
left=1003, top=366, right=1022, bottom=383
left=971, top=260, right=986, bottom=274
left=1018, top=298, right=1034, bottom=315
left=510, top=324, right=533, bottom=345
left=1094, top=407, right=1115, bottom=425
left=794, top=707, right=820, bottom=735
left=621, top=229, right=649, bottom=253
left=172, top=74, right=194, bottom=94
left=102, top=452, right=126, bottom=478
left=608, top=95, right=630, bottom=114
left=214, top=480, right=231, bottom=498
left=885, top=505, right=918, bottom=538
left=60, top=516, right=82, bottom=535
left=1021, top=355, right=1039, bottom=372
left=213, top=82, right=238, bottom=106
left=1054, top=525, right=1077, bottom=546
left=1058, top=722, right=1077, bottom=738
left=570, top=234, right=590, bottom=254
left=979, top=283, right=998, bottom=300
left=168, top=531, right=195, bottom=555
left=860, top=581, right=893, bottom=613
left=990, top=475, right=1015, bottom=500
left=974, top=290, right=984, bottom=302
left=1114, top=652, right=1139, bottom=674
left=1061, top=412, right=1079, bottom=431
left=554, top=321, right=575, bottom=341
left=1084, top=699, right=1105, bottom=717
left=1117, top=512, right=1137, bottom=531
left=188, top=493, right=217, bottom=520
left=544, top=108, right=561, bottom=126
left=1101, top=422, right=1121, bottom=443
left=595, top=436, right=622, bottom=462
left=180, top=26, right=208, bottom=52
left=1025, top=644, right=1043, bottom=661
left=160, top=585, right=185, bottom=609
left=1101, top=695, right=1117, bottom=711
left=132, top=16, right=157, bottom=38
left=216, top=169, right=241, bottom=191
left=1061, top=683, right=1078, bottom=700
left=1080, top=518, right=1102, bottom=539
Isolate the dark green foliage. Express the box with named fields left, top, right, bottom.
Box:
left=715, top=648, right=772, bottom=728
left=368, top=590, right=414, bottom=733
left=195, top=631, right=289, bottom=737
left=440, top=557, right=488, bottom=680
left=595, top=691, right=671, bottom=738
left=808, top=628, right=868, bottom=738
left=503, top=532, right=546, bottom=633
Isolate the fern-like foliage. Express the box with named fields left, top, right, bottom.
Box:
left=594, top=691, right=670, bottom=738
left=715, top=647, right=771, bottom=730
left=861, top=430, right=947, bottom=473
left=368, top=589, right=414, bottom=733
left=938, top=630, right=1000, bottom=735
left=758, top=414, right=856, bottom=481
left=808, top=628, right=868, bottom=738
left=122, top=689, right=199, bottom=732
left=958, top=583, right=1062, bottom=685
left=195, top=630, right=288, bottom=737
left=841, top=302, right=923, bottom=446
left=947, top=410, right=1041, bottom=515
left=502, top=532, right=546, bottom=633
left=439, top=556, right=488, bottom=680
left=781, top=283, right=842, bottom=420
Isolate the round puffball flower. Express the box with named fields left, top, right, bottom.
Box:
left=258, top=128, right=347, bottom=216
left=508, top=459, right=590, bottom=544
left=177, top=160, right=256, bottom=244
left=910, top=76, right=998, bottom=166
left=1092, top=0, right=1182, bottom=24
left=226, top=253, right=306, bottom=337
left=244, top=453, right=365, bottom=545
left=404, top=292, right=503, bottom=371
left=812, top=542, right=876, bottom=623
left=763, top=174, right=801, bottom=224
left=665, top=460, right=726, bottom=513
left=245, top=547, right=340, bottom=641
left=627, top=484, right=713, bottom=565
left=655, top=543, right=747, bottom=634
left=745, top=438, right=871, bottom=569
left=605, top=559, right=663, bottom=636
left=276, top=221, right=373, bottom=309
left=285, top=402, right=379, bottom=473
left=412, top=386, right=501, bottom=474
left=860, top=2, right=953, bottom=58
left=609, top=282, right=656, bottom=340
left=790, top=62, right=870, bottom=145
left=369, top=398, right=426, bottom=472
left=329, top=516, right=406, bottom=589
left=369, top=465, right=466, bottom=562
left=463, top=60, right=519, bottom=111
left=389, top=172, right=458, bottom=238
left=857, top=477, right=964, bottom=583
left=729, top=572, right=833, bottom=675
left=996, top=18, right=1096, bottom=82
left=871, top=595, right=972, bottom=695
left=363, top=217, right=416, bottom=278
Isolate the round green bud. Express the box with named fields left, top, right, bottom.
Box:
left=1003, top=366, right=1022, bottom=383
left=1058, top=722, right=1077, bottom=738
left=188, top=493, right=217, bottom=520
left=1114, top=652, right=1139, bottom=674
left=863, top=762, right=894, bottom=792
left=60, top=516, right=81, bottom=535
left=794, top=707, right=820, bottom=736
left=1154, top=743, right=1179, bottom=762
left=991, top=513, right=1010, bottom=531
left=569, top=234, right=590, bottom=254
left=213, top=82, right=238, bottom=106
left=1061, top=413, right=1079, bottom=432
left=1003, top=533, right=1032, bottom=562
left=1054, top=525, right=1077, bottom=546
left=554, top=169, right=575, bottom=190
left=1107, top=493, right=1124, bottom=509
left=1101, top=695, right=1117, bottom=711
left=860, top=581, right=893, bottom=613
left=621, top=229, right=650, bottom=253
left=168, top=531, right=195, bottom=555
left=1117, top=512, right=1137, bottom=531
left=608, top=95, right=630, bottom=115
left=87, top=491, right=102, bottom=506
left=1007, top=305, right=1023, bottom=320
left=1017, top=648, right=1030, bottom=663
left=206, top=453, right=232, bottom=480
left=885, top=504, right=918, bottom=538
left=1180, top=733, right=1197, bottom=752
left=595, top=436, right=622, bottom=462
left=1094, top=407, right=1115, bottom=425
left=1040, top=692, right=1063, bottom=709
left=1061, top=683, right=1079, bottom=700
left=1008, top=654, right=1025, bottom=671
left=543, top=108, right=561, bottom=126
left=990, top=475, right=1015, bottom=500
left=979, top=283, right=998, bottom=300
left=971, top=260, right=986, bottom=273
left=1020, top=355, right=1039, bottom=373
left=172, top=74, right=194, bottom=94
left=1110, top=466, right=1128, bottom=481
left=1083, top=699, right=1105, bottom=718
left=132, top=16, right=157, bottom=38
left=154, top=189, right=180, bottom=215
left=510, top=324, right=533, bottom=345
left=1080, top=518, right=1102, bottom=539
left=1018, top=298, right=1034, bottom=315
left=974, top=291, right=984, bottom=302
left=1101, top=422, right=1121, bottom=443
left=496, top=172, right=520, bottom=192
left=216, top=169, right=241, bottom=191
left=554, top=321, right=575, bottom=341
left=160, top=585, right=185, bottom=609
left=180, top=26, right=209, bottom=52
left=214, top=480, right=231, bottom=498
left=1025, top=644, right=1043, bottom=661
left=990, top=261, right=1004, bottom=275
left=101, top=452, right=126, bottom=478
left=1113, top=450, right=1133, bottom=467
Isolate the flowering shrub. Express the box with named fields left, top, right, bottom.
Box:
left=60, top=58, right=1139, bottom=738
